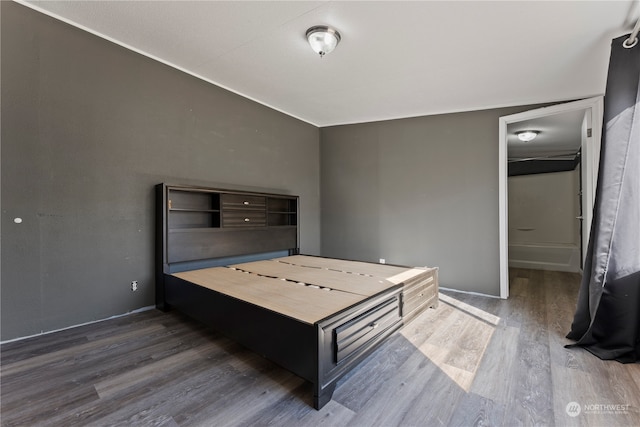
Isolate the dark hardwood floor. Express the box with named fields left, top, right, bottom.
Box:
left=2, top=269, right=639, bottom=426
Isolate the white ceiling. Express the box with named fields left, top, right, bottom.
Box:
left=19, top=0, right=639, bottom=127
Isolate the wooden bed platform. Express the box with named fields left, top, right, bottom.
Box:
left=156, top=184, right=438, bottom=408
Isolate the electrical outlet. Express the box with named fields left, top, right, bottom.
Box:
left=379, top=258, right=386, bottom=264
left=131, top=281, right=138, bottom=291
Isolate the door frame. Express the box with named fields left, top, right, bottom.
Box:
left=498, top=97, right=604, bottom=299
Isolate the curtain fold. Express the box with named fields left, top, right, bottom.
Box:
left=566, top=34, right=640, bottom=363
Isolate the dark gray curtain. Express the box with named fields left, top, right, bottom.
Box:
left=566, top=34, right=640, bottom=363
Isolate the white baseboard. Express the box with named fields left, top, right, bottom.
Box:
left=0, top=305, right=156, bottom=345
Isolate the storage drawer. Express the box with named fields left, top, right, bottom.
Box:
left=222, top=211, right=267, bottom=227
left=334, top=297, right=401, bottom=364
left=221, top=194, right=266, bottom=210
left=402, top=269, right=438, bottom=321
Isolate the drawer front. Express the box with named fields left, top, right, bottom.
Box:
left=221, top=194, right=266, bottom=210
left=334, top=297, right=401, bottom=364
left=222, top=211, right=267, bottom=227
left=403, top=270, right=438, bottom=319
left=316, top=287, right=402, bottom=401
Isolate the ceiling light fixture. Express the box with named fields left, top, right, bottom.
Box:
left=516, top=130, right=539, bottom=142
left=306, top=25, right=341, bottom=58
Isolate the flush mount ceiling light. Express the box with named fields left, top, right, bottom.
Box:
left=516, top=130, right=539, bottom=142
left=306, top=25, right=341, bottom=58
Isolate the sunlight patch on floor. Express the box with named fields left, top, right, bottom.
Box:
left=438, top=293, right=501, bottom=326
left=402, top=292, right=499, bottom=391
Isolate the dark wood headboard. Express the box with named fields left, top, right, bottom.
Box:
left=155, top=183, right=299, bottom=309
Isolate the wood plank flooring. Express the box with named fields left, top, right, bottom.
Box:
left=2, top=269, right=639, bottom=426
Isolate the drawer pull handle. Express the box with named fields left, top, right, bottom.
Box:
left=243, top=201, right=250, bottom=205
left=370, top=322, right=380, bottom=329
left=244, top=218, right=250, bottom=222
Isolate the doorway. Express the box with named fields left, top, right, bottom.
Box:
left=498, top=97, right=604, bottom=299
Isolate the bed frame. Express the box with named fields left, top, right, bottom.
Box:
left=155, top=183, right=438, bottom=409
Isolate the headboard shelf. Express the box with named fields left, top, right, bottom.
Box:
left=156, top=183, right=300, bottom=309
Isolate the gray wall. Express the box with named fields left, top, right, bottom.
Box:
left=508, top=169, right=581, bottom=247
left=320, top=106, right=546, bottom=296
left=1, top=2, right=320, bottom=341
